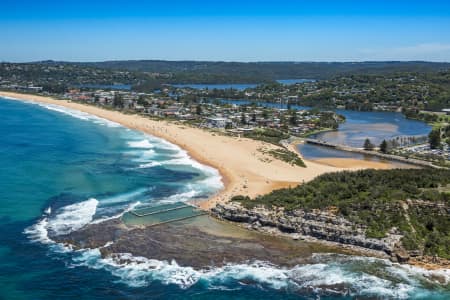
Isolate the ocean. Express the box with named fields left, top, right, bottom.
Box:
left=0, top=97, right=448, bottom=299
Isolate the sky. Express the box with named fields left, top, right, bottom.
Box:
left=1, top=0, right=450, bottom=62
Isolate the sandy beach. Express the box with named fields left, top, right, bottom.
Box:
left=313, top=158, right=394, bottom=169
left=0, top=91, right=396, bottom=209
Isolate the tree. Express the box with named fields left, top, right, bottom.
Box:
left=429, top=129, right=441, bottom=149
left=196, top=104, right=202, bottom=115
left=113, top=94, right=123, bottom=108
left=363, top=138, right=375, bottom=151
left=241, top=112, right=247, bottom=125
left=379, top=139, right=388, bottom=153
left=137, top=95, right=147, bottom=106
left=290, top=112, right=297, bottom=125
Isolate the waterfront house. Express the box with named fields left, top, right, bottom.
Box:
left=206, top=117, right=229, bottom=128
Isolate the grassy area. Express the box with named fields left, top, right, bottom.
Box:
left=264, top=148, right=306, bottom=167
left=301, top=127, right=334, bottom=138
left=244, top=128, right=290, bottom=145
left=233, top=168, right=450, bottom=258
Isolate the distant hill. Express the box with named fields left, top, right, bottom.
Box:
left=31, top=60, right=450, bottom=83
left=80, top=60, right=450, bottom=82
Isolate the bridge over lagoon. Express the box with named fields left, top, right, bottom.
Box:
left=301, top=138, right=439, bottom=169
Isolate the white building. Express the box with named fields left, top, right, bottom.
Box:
left=206, top=117, right=229, bottom=128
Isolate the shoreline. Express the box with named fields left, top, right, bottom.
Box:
left=287, top=141, right=403, bottom=170
left=212, top=203, right=450, bottom=271
left=0, top=91, right=344, bottom=209
left=2, top=91, right=447, bottom=272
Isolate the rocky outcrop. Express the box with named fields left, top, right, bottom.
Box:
left=211, top=203, right=406, bottom=261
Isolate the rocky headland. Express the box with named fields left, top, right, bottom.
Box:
left=211, top=202, right=449, bottom=268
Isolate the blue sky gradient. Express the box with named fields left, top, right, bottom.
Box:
left=1, top=0, right=450, bottom=62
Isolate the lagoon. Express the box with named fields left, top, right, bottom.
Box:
left=0, top=97, right=446, bottom=299
left=216, top=99, right=432, bottom=151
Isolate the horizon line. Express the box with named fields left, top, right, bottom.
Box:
left=3, top=59, right=450, bottom=64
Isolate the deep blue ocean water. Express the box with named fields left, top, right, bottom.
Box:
left=0, top=97, right=448, bottom=299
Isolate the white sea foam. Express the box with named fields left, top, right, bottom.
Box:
left=289, top=261, right=414, bottom=298
left=14, top=97, right=447, bottom=296
left=23, top=223, right=447, bottom=298
left=24, top=197, right=134, bottom=244
left=154, top=190, right=200, bottom=205
left=13, top=97, right=224, bottom=197
left=196, top=174, right=224, bottom=191
left=100, top=254, right=290, bottom=290
left=161, top=148, right=223, bottom=189
left=137, top=161, right=162, bottom=168
left=98, top=189, right=147, bottom=206
left=150, top=136, right=181, bottom=151
left=91, top=201, right=141, bottom=225
left=66, top=251, right=447, bottom=298
left=14, top=99, right=121, bottom=127
left=23, top=218, right=53, bottom=244
left=24, top=203, right=449, bottom=298
left=44, top=206, right=52, bottom=215
left=40, top=104, right=91, bottom=120
left=125, top=134, right=223, bottom=198
left=396, top=262, right=450, bottom=285
left=127, top=140, right=154, bottom=149
left=46, top=198, right=99, bottom=236
left=128, top=149, right=156, bottom=162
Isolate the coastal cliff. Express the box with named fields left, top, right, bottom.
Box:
left=210, top=169, right=450, bottom=267
left=211, top=202, right=444, bottom=265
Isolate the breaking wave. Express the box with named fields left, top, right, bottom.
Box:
left=67, top=250, right=450, bottom=298
left=24, top=198, right=450, bottom=298
left=24, top=198, right=99, bottom=243
left=35, top=102, right=121, bottom=127
left=137, top=161, right=162, bottom=168
left=17, top=97, right=449, bottom=298
left=127, top=140, right=154, bottom=149
left=26, top=99, right=224, bottom=196
left=25, top=199, right=450, bottom=298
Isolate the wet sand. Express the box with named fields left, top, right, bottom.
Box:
left=314, top=158, right=396, bottom=169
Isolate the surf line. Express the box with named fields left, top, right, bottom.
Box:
left=130, top=204, right=192, bottom=217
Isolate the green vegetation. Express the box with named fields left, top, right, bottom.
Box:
left=429, top=129, right=442, bottom=149
left=363, top=138, right=375, bottom=151
left=83, top=60, right=450, bottom=82
left=379, top=140, right=388, bottom=153
left=3, top=61, right=449, bottom=95
left=297, top=71, right=450, bottom=111
left=265, top=149, right=306, bottom=167
left=0, top=62, right=146, bottom=91
left=243, top=128, right=290, bottom=145
left=233, top=169, right=450, bottom=258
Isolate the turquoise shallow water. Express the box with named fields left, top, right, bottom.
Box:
left=0, top=97, right=448, bottom=299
